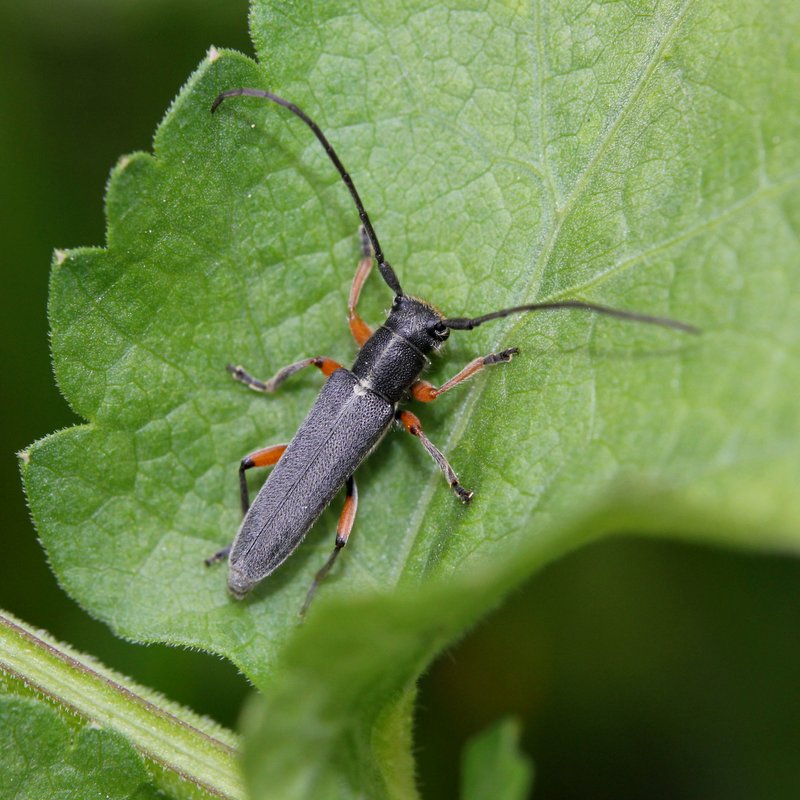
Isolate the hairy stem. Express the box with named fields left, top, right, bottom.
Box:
left=0, top=610, right=243, bottom=799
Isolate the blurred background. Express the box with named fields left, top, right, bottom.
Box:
left=2, top=3, right=799, bottom=799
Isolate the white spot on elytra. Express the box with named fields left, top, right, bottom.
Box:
left=207, top=46, right=220, bottom=63
left=54, top=250, right=67, bottom=265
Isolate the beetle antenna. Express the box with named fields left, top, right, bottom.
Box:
left=212, top=88, right=404, bottom=297
left=442, top=300, right=700, bottom=334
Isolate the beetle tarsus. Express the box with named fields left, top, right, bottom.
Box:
left=484, top=347, right=519, bottom=365
left=205, top=546, right=230, bottom=567
left=301, top=545, right=343, bottom=617
left=454, top=484, right=474, bottom=504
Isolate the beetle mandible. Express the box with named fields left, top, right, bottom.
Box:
left=206, top=88, right=699, bottom=613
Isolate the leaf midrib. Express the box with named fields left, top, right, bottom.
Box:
left=388, top=0, right=704, bottom=585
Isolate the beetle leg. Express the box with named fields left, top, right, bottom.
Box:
left=397, top=410, right=473, bottom=503
left=411, top=348, right=519, bottom=402
left=237, top=443, right=288, bottom=516
left=205, top=443, right=288, bottom=566
left=227, top=356, right=342, bottom=393
left=349, top=226, right=374, bottom=346
left=301, top=474, right=358, bottom=615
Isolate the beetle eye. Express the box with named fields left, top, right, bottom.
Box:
left=392, top=295, right=403, bottom=308
left=431, top=321, right=449, bottom=338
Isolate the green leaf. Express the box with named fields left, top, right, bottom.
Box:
left=241, top=571, right=542, bottom=799
left=461, top=717, right=533, bottom=800
left=0, top=695, right=163, bottom=800
left=21, top=0, right=800, bottom=795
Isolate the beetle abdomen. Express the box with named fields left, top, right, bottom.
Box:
left=227, top=369, right=393, bottom=596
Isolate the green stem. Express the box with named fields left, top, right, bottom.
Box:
left=0, top=610, right=244, bottom=799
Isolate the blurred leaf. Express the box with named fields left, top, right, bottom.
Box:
left=461, top=717, right=533, bottom=800
left=0, top=695, right=163, bottom=800
left=20, top=0, right=800, bottom=796
left=241, top=492, right=743, bottom=799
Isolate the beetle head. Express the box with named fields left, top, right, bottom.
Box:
left=385, top=295, right=450, bottom=354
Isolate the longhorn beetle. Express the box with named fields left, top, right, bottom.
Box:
left=206, top=87, right=699, bottom=613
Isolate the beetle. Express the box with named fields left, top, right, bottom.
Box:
left=206, top=87, right=699, bottom=612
